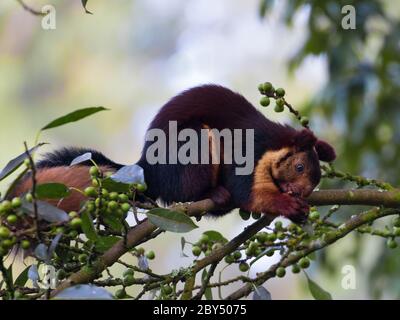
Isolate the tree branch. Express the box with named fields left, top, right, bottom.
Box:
left=50, top=189, right=400, bottom=297
left=225, top=207, right=400, bottom=299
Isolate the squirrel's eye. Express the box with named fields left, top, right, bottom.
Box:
left=295, top=163, right=304, bottom=173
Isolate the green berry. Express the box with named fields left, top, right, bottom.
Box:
left=276, top=98, right=285, bottom=107
left=394, top=227, right=400, bottom=237
left=1, top=239, right=13, bottom=249
left=23, top=158, right=31, bottom=167
left=267, top=233, right=277, bottom=242
left=291, top=264, right=301, bottom=274
left=276, top=267, right=286, bottom=278
left=91, top=179, right=99, bottom=187
left=123, top=269, right=135, bottom=277
left=274, top=103, right=284, bottom=113
left=136, top=183, right=147, bottom=192
left=89, top=166, right=99, bottom=177
left=95, top=198, right=103, bottom=208
left=146, top=250, right=155, bottom=260
left=387, top=238, right=398, bottom=249
left=11, top=197, right=22, bottom=208
left=275, top=88, right=285, bottom=97
left=0, top=200, right=12, bottom=213
left=123, top=274, right=135, bottom=286
left=277, top=231, right=285, bottom=240
left=121, top=203, right=131, bottom=213
left=0, top=247, right=7, bottom=256
left=239, top=209, right=251, bottom=221
left=162, top=285, right=173, bottom=295
left=239, top=262, right=250, bottom=272
left=299, top=257, right=310, bottom=269
left=86, top=202, right=95, bottom=212
left=78, top=254, right=88, bottom=263
left=233, top=251, right=242, bottom=260
left=274, top=221, right=283, bottom=230
left=84, top=186, right=97, bottom=197
left=118, top=194, right=129, bottom=202
left=136, top=247, right=145, bottom=255
left=109, top=192, right=119, bottom=201
left=300, top=117, right=309, bottom=126
left=25, top=193, right=33, bottom=203
left=21, top=240, right=31, bottom=250
left=108, top=201, right=119, bottom=211
left=192, top=246, right=202, bottom=256
left=101, top=189, right=109, bottom=198
left=55, top=227, right=65, bottom=234
left=309, top=211, right=320, bottom=221
left=256, top=232, right=268, bottom=243
left=0, top=226, right=11, bottom=239
left=6, top=214, right=18, bottom=224
left=115, top=288, right=126, bottom=299
left=68, top=211, right=78, bottom=218
left=224, top=255, right=234, bottom=264
left=70, top=217, right=83, bottom=229
left=249, top=241, right=259, bottom=252
left=260, top=96, right=270, bottom=107
left=199, top=234, right=209, bottom=244
left=68, top=230, right=79, bottom=238
left=261, top=82, right=273, bottom=94
left=245, top=248, right=253, bottom=257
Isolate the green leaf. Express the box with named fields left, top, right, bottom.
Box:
left=95, top=236, right=120, bottom=253
left=14, top=265, right=31, bottom=287
left=36, top=183, right=70, bottom=199
left=6, top=264, right=13, bottom=284
left=70, top=152, right=92, bottom=166
left=202, top=269, right=213, bottom=300
left=203, top=230, right=228, bottom=243
left=102, top=177, right=130, bottom=193
left=102, top=215, right=124, bottom=233
left=41, top=107, right=107, bottom=131
left=22, top=200, right=69, bottom=222
left=0, top=143, right=45, bottom=181
left=253, top=286, right=271, bottom=300
left=81, top=211, right=98, bottom=241
left=110, top=165, right=145, bottom=185
left=305, top=273, right=332, bottom=300
left=146, top=208, right=198, bottom=233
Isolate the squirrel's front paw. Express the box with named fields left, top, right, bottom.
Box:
left=271, top=194, right=309, bottom=224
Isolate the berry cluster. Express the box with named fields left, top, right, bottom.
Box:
left=258, top=82, right=309, bottom=127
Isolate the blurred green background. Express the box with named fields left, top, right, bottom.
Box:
left=0, top=0, right=399, bottom=299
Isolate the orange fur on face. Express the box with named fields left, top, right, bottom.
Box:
left=11, top=165, right=117, bottom=212
left=246, top=148, right=291, bottom=213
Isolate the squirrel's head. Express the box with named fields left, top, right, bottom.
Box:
left=269, top=129, right=336, bottom=198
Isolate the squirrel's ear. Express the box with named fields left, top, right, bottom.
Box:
left=315, top=140, right=336, bottom=162
left=293, top=129, right=317, bottom=150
